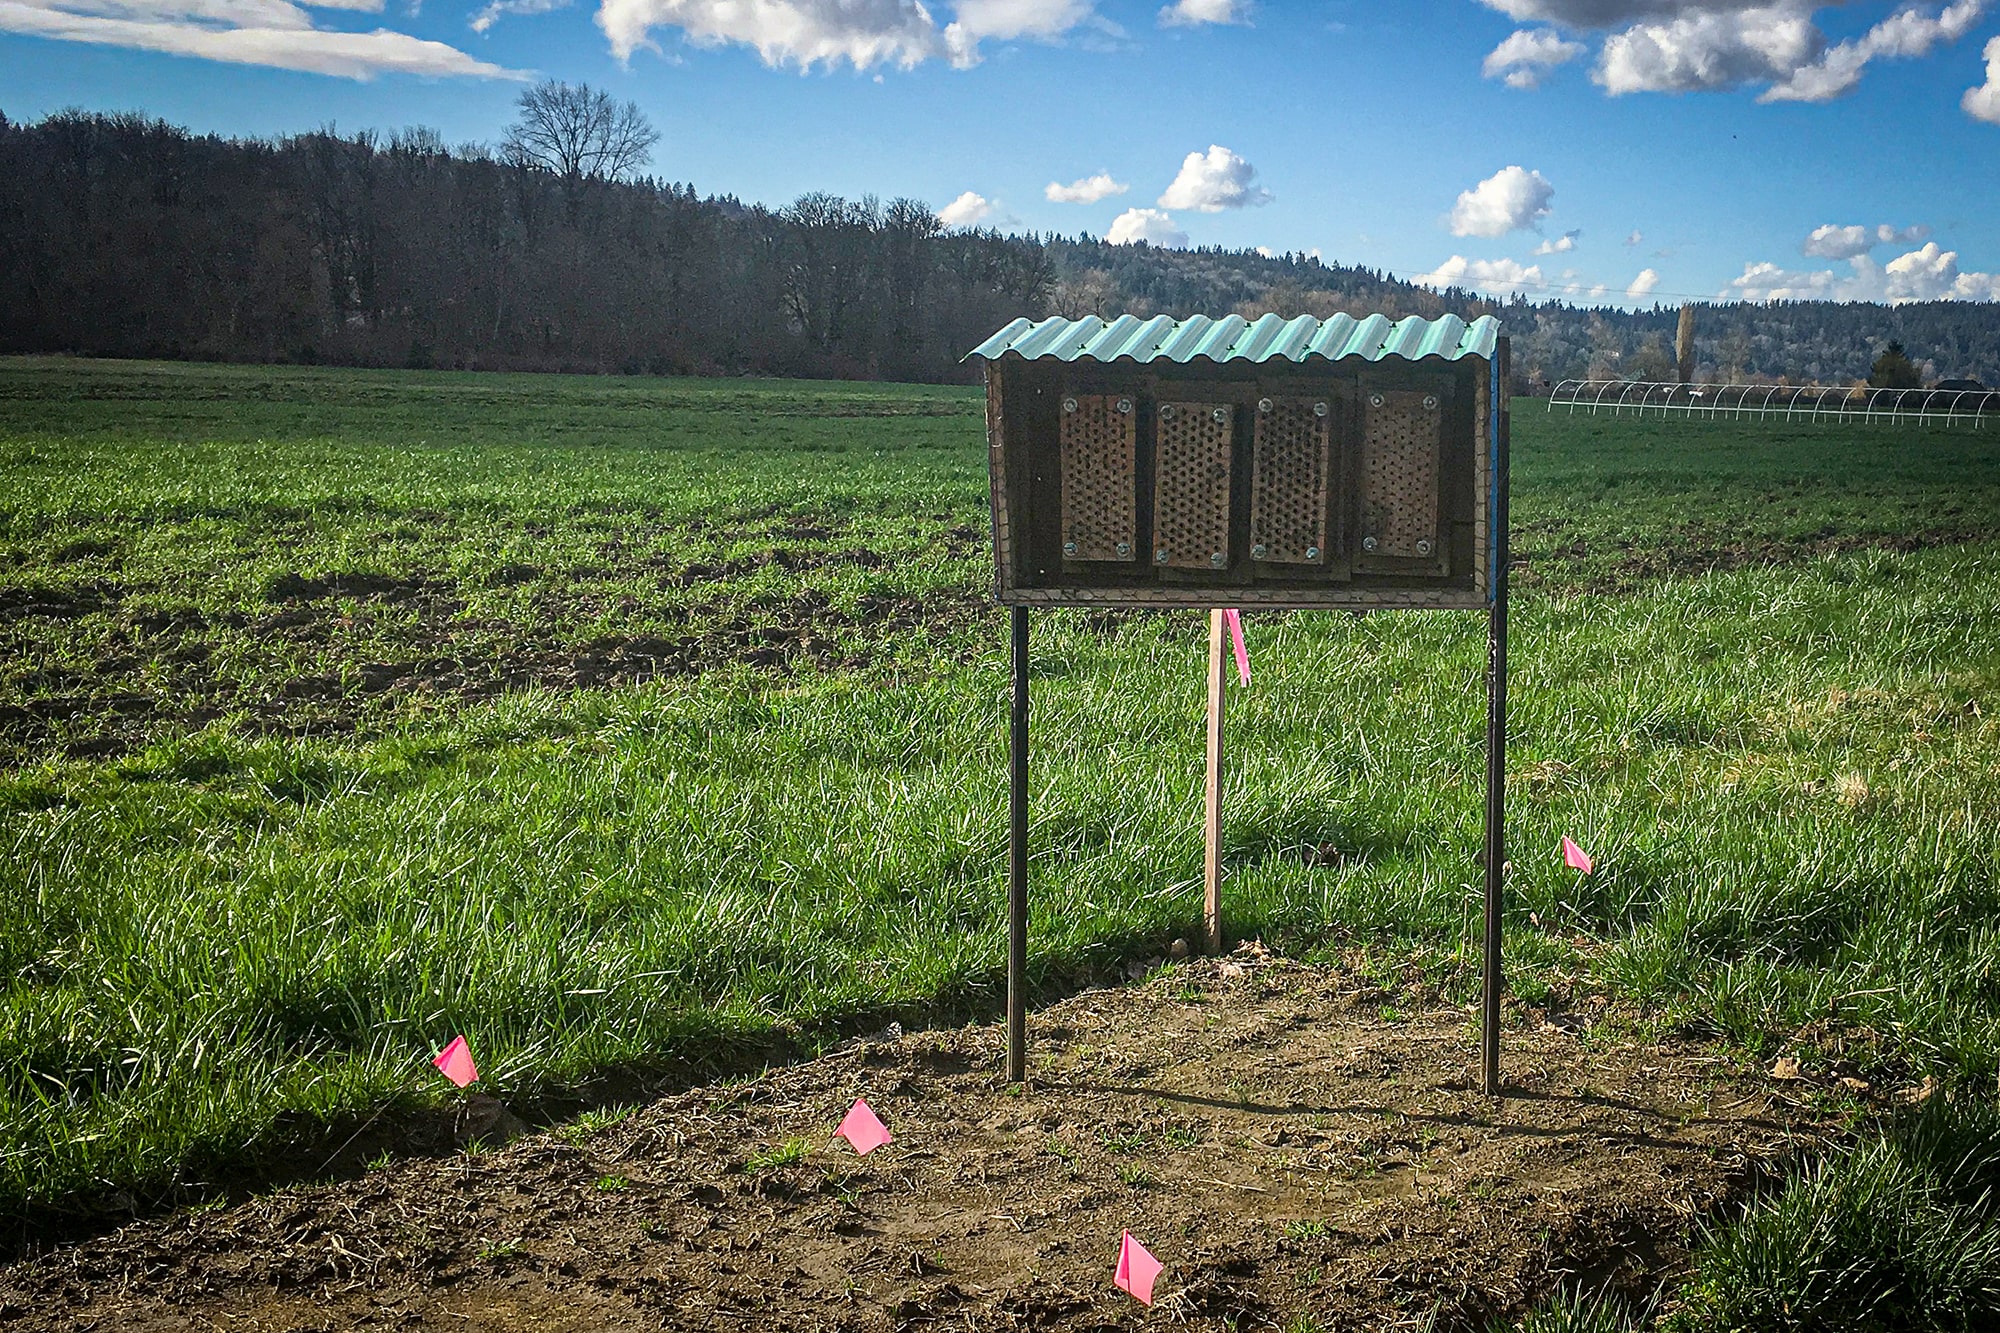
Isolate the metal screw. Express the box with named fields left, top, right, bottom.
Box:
left=1115, top=541, right=1132, bottom=558
left=1209, top=551, right=1226, bottom=568
left=1422, top=394, right=1439, bottom=411
left=1257, top=397, right=1274, bottom=414
left=1063, top=541, right=1077, bottom=556
left=1313, top=401, right=1329, bottom=417
left=1211, top=406, right=1229, bottom=423
left=1156, top=548, right=1171, bottom=563
left=1062, top=397, right=1078, bottom=413
left=1251, top=543, right=1268, bottom=559
left=1116, top=397, right=1133, bottom=414
left=1305, top=545, right=1320, bottom=560
left=1416, top=539, right=1434, bottom=556
left=1368, top=393, right=1385, bottom=408
left=1160, top=403, right=1176, bottom=419
left=1362, top=536, right=1379, bottom=552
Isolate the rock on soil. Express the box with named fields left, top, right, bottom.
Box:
left=0, top=954, right=1819, bottom=1331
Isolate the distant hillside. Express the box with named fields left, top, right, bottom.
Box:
left=1045, top=238, right=2000, bottom=388
left=1, top=107, right=1994, bottom=387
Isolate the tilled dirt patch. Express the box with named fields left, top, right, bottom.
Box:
left=0, top=956, right=1820, bottom=1331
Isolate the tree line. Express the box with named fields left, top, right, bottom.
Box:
left=1, top=92, right=1995, bottom=387
left=0, top=99, right=1046, bottom=381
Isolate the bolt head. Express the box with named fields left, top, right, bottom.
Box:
left=1305, top=546, right=1320, bottom=560
left=1211, top=406, right=1229, bottom=423
left=1416, top=539, right=1434, bottom=556
left=1062, top=541, right=1077, bottom=556
left=1209, top=552, right=1226, bottom=567
left=1368, top=393, right=1385, bottom=408
left=1422, top=394, right=1440, bottom=411
left=1251, top=543, right=1268, bottom=559
left=1062, top=397, right=1078, bottom=413
left=1313, top=401, right=1330, bottom=417
left=1160, top=403, right=1176, bottom=419
left=1115, top=541, right=1132, bottom=557
left=1116, top=397, right=1133, bottom=415
left=1362, top=536, right=1379, bottom=552
left=1257, top=397, right=1274, bottom=414
left=1156, top=548, right=1171, bottom=563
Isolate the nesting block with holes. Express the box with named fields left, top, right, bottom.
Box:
left=968, top=313, right=1508, bottom=609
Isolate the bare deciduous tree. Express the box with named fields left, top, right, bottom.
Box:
left=503, top=81, right=659, bottom=186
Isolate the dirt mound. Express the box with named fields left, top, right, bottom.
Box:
left=0, top=956, right=1818, bottom=1331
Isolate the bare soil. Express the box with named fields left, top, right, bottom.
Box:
left=0, top=953, right=1821, bottom=1332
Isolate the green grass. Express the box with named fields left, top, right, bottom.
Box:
left=1, top=356, right=1999, bottom=1249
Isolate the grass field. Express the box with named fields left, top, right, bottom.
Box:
left=4, top=357, right=2000, bottom=1310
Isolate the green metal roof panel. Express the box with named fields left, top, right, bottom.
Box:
left=967, top=312, right=1500, bottom=365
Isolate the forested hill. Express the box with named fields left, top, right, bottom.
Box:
left=3, top=108, right=1996, bottom=387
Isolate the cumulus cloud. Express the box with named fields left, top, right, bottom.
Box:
left=1449, top=165, right=1555, bottom=238
left=943, top=0, right=1096, bottom=67
left=1534, top=229, right=1581, bottom=255
left=1595, top=3, right=1820, bottom=95
left=1159, top=0, right=1245, bottom=25
left=1157, top=145, right=1272, bottom=212
left=1724, top=240, right=2000, bottom=303
left=1802, top=222, right=1931, bottom=260
left=1968, top=34, right=2000, bottom=122
left=597, top=0, right=940, bottom=65
left=937, top=191, right=995, bottom=227
left=596, top=0, right=1101, bottom=70
left=1626, top=267, right=1661, bottom=300
left=1412, top=255, right=1548, bottom=295
left=0, top=0, right=519, bottom=75
left=1763, top=0, right=1985, bottom=102
left=1107, top=207, right=1188, bottom=247
left=1476, top=0, right=1989, bottom=104
left=1482, top=27, right=1585, bottom=86
left=1045, top=172, right=1128, bottom=204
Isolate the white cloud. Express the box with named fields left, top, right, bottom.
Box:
left=596, top=0, right=1101, bottom=70
left=598, top=0, right=942, bottom=65
left=1157, top=144, right=1272, bottom=212
left=1107, top=207, right=1188, bottom=247
left=1255, top=245, right=1274, bottom=257
left=1159, top=0, right=1245, bottom=25
left=1478, top=0, right=1988, bottom=103
left=942, top=0, right=1094, bottom=66
left=0, top=0, right=519, bottom=75
left=1763, top=0, right=1986, bottom=102
left=1802, top=222, right=1931, bottom=260
left=937, top=190, right=995, bottom=227
left=1045, top=171, right=1128, bottom=204
left=1724, top=241, right=2000, bottom=303
left=1626, top=267, right=1661, bottom=300
left=1595, top=3, right=1820, bottom=95
left=1968, top=34, right=2000, bottom=122
left=1482, top=27, right=1585, bottom=87
left=1412, top=255, right=1548, bottom=295
left=1449, top=165, right=1554, bottom=238
left=470, top=0, right=566, bottom=31
left=1534, top=229, right=1581, bottom=255
left=1625, top=229, right=1643, bottom=246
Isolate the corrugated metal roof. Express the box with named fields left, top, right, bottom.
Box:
left=966, top=312, right=1500, bottom=365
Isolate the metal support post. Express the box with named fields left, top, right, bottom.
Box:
left=1006, top=606, right=1030, bottom=1083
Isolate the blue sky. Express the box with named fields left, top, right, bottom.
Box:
left=4, top=0, right=1998, bottom=308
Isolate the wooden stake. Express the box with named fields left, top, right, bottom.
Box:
left=1203, top=608, right=1226, bottom=956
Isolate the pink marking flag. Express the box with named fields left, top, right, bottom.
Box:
left=432, top=1035, right=478, bottom=1088
left=1115, top=1230, right=1163, bottom=1306
left=1561, top=836, right=1594, bottom=875
left=835, top=1098, right=893, bottom=1156
left=1224, top=609, right=1249, bottom=686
